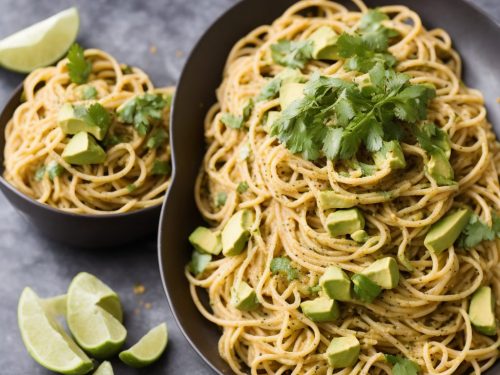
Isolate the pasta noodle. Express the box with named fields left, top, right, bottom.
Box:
left=186, top=0, right=500, bottom=374
left=3, top=48, right=173, bottom=214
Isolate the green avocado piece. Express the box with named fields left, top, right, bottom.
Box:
left=279, top=82, right=304, bottom=110
left=350, top=230, right=368, bottom=243
left=265, top=111, right=281, bottom=131
left=361, top=257, right=399, bottom=289
left=301, top=297, right=339, bottom=322
left=326, top=208, right=365, bottom=237
left=320, top=266, right=351, bottom=302
left=469, top=286, right=497, bottom=336
left=276, top=68, right=304, bottom=84
left=326, top=336, right=360, bottom=369
left=319, top=191, right=357, bottom=210
left=58, top=104, right=108, bottom=141
left=424, top=208, right=471, bottom=254
left=222, top=210, right=254, bottom=256
left=309, top=26, right=339, bottom=60
left=189, top=227, right=222, bottom=255
left=351, top=274, right=381, bottom=303
left=427, top=149, right=454, bottom=185
left=231, top=281, right=259, bottom=311
left=373, top=140, right=406, bottom=170
left=62, top=132, right=106, bottom=165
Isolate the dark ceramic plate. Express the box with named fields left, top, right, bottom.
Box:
left=0, top=86, right=162, bottom=248
left=159, top=0, right=500, bottom=373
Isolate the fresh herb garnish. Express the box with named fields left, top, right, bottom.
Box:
left=257, top=78, right=282, bottom=101
left=146, top=128, right=168, bottom=149
left=221, top=99, right=254, bottom=130
left=66, top=43, right=92, bottom=84
left=270, top=257, right=299, bottom=281
left=385, top=355, right=420, bottom=375
left=80, top=86, right=97, bottom=100
left=47, top=161, right=64, bottom=181
left=190, top=251, right=212, bottom=276
left=352, top=274, right=381, bottom=303
left=414, top=123, right=450, bottom=155
left=34, top=166, right=46, bottom=182
left=308, top=285, right=322, bottom=294
left=127, top=184, right=137, bottom=192
left=102, top=133, right=123, bottom=148
left=456, top=214, right=500, bottom=249
left=120, top=64, right=133, bottom=74
left=215, top=192, right=227, bottom=208
left=237, top=181, right=249, bottom=194
left=151, top=160, right=171, bottom=176
left=73, top=103, right=111, bottom=133
left=117, top=93, right=167, bottom=136
left=271, top=40, right=313, bottom=69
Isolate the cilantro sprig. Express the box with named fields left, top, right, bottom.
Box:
left=270, top=257, right=299, bottom=281
left=271, top=40, right=313, bottom=69
left=117, top=93, right=167, bottom=136
left=385, top=355, right=420, bottom=375
left=221, top=99, right=254, bottom=130
left=73, top=103, right=111, bottom=133
left=66, top=43, right=92, bottom=84
left=457, top=214, right=500, bottom=249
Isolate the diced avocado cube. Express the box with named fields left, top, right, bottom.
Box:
left=62, top=132, right=106, bottom=165
left=222, top=210, right=254, bottom=256
left=58, top=104, right=108, bottom=141
left=469, top=286, right=497, bottom=336
left=427, top=149, right=454, bottom=185
left=301, top=297, right=339, bottom=322
left=361, top=257, right=399, bottom=289
left=351, top=274, right=381, bottom=303
left=320, top=266, right=351, bottom=302
left=190, top=251, right=212, bottom=276
left=265, top=111, right=281, bottom=131
left=276, top=68, right=304, bottom=84
left=189, top=227, right=222, bottom=255
left=326, top=208, right=365, bottom=237
left=309, top=26, right=339, bottom=60
left=318, top=191, right=357, bottom=210
left=350, top=230, right=368, bottom=243
left=326, top=336, right=360, bottom=369
left=231, top=281, right=259, bottom=311
left=373, top=141, right=406, bottom=170
left=279, top=82, right=304, bottom=110
left=424, top=208, right=471, bottom=254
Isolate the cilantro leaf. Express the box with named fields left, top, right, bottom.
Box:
left=385, top=355, right=420, bottom=375
left=308, top=285, right=322, bottom=294
left=271, top=40, right=313, bottom=69
left=352, top=274, right=381, bottom=303
left=257, top=78, right=281, bottom=101
left=237, top=181, right=249, bottom=194
left=456, top=214, right=499, bottom=249
left=117, top=93, right=167, bottom=136
left=87, top=103, right=111, bottom=131
left=151, top=160, right=171, bottom=176
left=127, top=184, right=137, bottom=192
left=215, top=192, right=227, bottom=208
left=147, top=128, right=168, bottom=149
left=80, top=85, right=97, bottom=100
left=66, top=43, right=92, bottom=84
left=242, top=99, right=254, bottom=120
left=270, top=257, right=299, bottom=281
left=34, top=166, right=46, bottom=182
left=47, top=161, right=64, bottom=181
left=221, top=99, right=254, bottom=130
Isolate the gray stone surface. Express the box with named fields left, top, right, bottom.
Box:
left=0, top=1, right=497, bottom=374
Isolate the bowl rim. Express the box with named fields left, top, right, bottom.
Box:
left=0, top=83, right=164, bottom=219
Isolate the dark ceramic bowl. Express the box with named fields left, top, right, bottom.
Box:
left=159, top=0, right=500, bottom=373
left=0, top=86, right=162, bottom=248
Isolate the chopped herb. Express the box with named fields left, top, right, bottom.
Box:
left=66, top=43, right=92, bottom=84
left=102, top=133, right=123, bottom=147
left=257, top=78, right=281, bottom=101
left=34, top=166, right=46, bottom=182
left=127, top=184, right=137, bottom=192
left=190, top=251, right=212, bottom=275
left=117, top=93, right=167, bottom=136
left=221, top=113, right=243, bottom=129
left=385, top=354, right=420, bottom=375
left=270, top=257, right=299, bottom=281
left=72, top=103, right=111, bottom=134
left=80, top=85, right=97, bottom=100
left=237, top=181, right=249, bottom=194
left=308, top=285, right=322, bottom=294
left=146, top=128, right=168, bottom=149
left=151, top=160, right=171, bottom=176
left=456, top=214, right=500, bottom=249
left=47, top=161, right=64, bottom=181
left=215, top=192, right=227, bottom=207
left=413, top=123, right=449, bottom=155
left=120, top=64, right=133, bottom=74
left=352, top=274, right=381, bottom=303
left=271, top=40, right=313, bottom=69
left=242, top=99, right=254, bottom=120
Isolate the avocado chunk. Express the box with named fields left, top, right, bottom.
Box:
left=320, top=266, right=351, bottom=302
left=373, top=141, right=406, bottom=170
left=62, top=132, right=106, bottom=165
left=350, top=230, right=368, bottom=243
left=326, top=336, right=360, bottom=369
left=361, top=257, right=399, bottom=289
left=427, top=149, right=454, bottom=185
left=301, top=297, right=340, bottom=322
left=189, top=227, right=222, bottom=255
left=222, top=210, right=254, bottom=256
left=424, top=208, right=471, bottom=254
left=326, top=208, right=365, bottom=237
left=265, top=111, right=281, bottom=131
left=58, top=104, right=109, bottom=141
left=231, top=281, right=259, bottom=311
left=309, top=26, right=339, bottom=60
left=279, top=82, right=304, bottom=110
left=469, top=286, right=497, bottom=336
left=276, top=68, right=304, bottom=84
left=319, top=191, right=357, bottom=210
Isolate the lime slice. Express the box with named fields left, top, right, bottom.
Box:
left=119, top=323, right=168, bottom=368
left=0, top=7, right=79, bottom=73
left=41, top=294, right=67, bottom=317
left=67, top=273, right=126, bottom=359
left=18, top=288, right=93, bottom=375
left=93, top=361, right=113, bottom=375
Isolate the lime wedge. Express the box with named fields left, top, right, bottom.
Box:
left=41, top=294, right=67, bottom=317
left=67, top=273, right=126, bottom=359
left=93, top=361, right=113, bottom=375
left=18, top=288, right=93, bottom=375
left=119, top=323, right=168, bottom=368
left=0, top=7, right=79, bottom=73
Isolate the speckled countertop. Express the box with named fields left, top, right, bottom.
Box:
left=0, top=1, right=498, bottom=374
